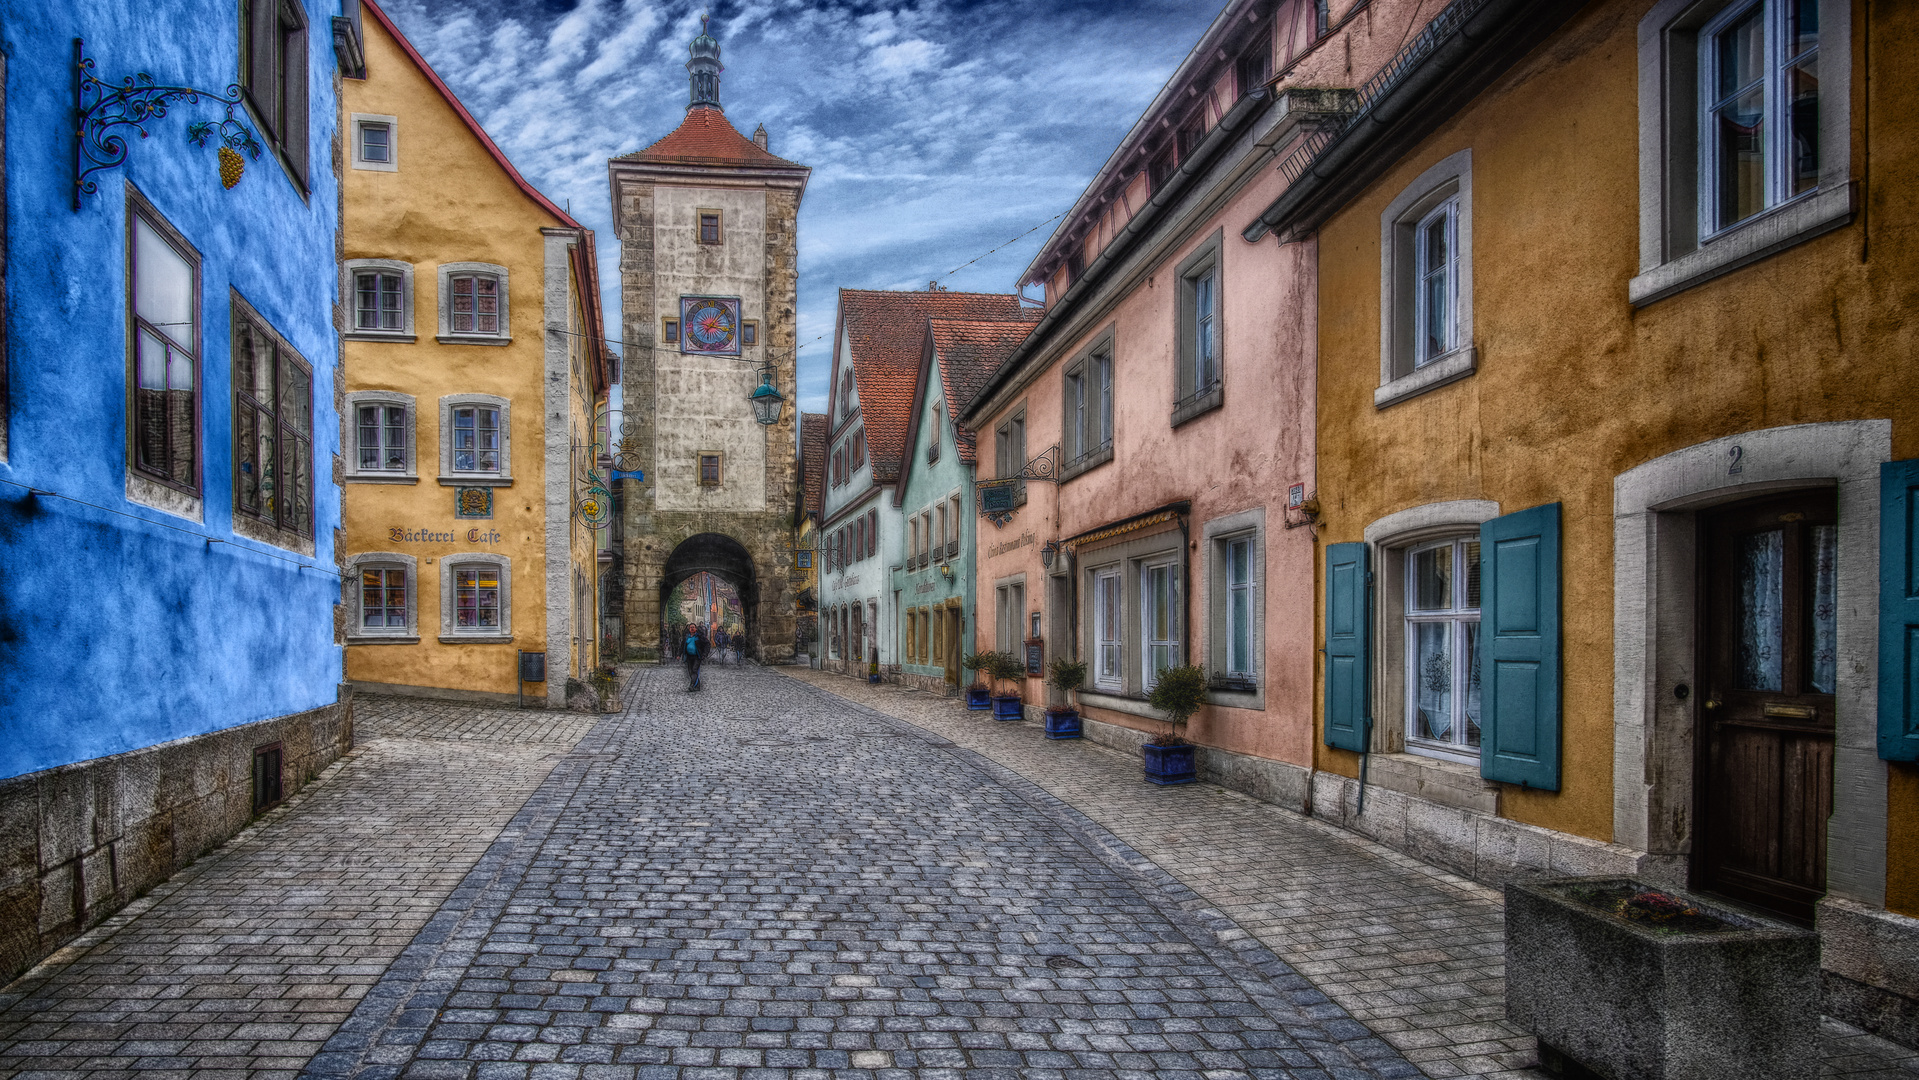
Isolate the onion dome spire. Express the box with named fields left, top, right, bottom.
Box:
left=687, top=15, right=723, bottom=111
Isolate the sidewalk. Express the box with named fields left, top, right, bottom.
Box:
left=779, top=667, right=1919, bottom=1080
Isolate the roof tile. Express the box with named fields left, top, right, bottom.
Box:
left=926, top=318, right=1041, bottom=466
left=616, top=106, right=807, bottom=169
left=800, top=412, right=828, bottom=520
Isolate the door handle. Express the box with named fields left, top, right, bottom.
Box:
left=1704, top=699, right=1721, bottom=710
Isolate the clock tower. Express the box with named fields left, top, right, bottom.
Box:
left=608, top=19, right=810, bottom=662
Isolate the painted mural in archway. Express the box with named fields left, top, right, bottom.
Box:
left=666, top=571, right=745, bottom=641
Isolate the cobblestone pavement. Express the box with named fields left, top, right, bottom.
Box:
left=306, top=663, right=1420, bottom=1080
left=779, top=668, right=1919, bottom=1080
left=0, top=696, right=596, bottom=1080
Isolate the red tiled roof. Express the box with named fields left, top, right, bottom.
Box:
left=800, top=412, right=828, bottom=521
left=362, top=0, right=581, bottom=229
left=837, top=290, right=1035, bottom=484
left=616, top=106, right=807, bottom=169
left=926, top=317, right=1042, bottom=466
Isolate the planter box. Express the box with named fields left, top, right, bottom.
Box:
left=1142, top=742, right=1196, bottom=785
left=965, top=687, right=991, bottom=710
left=1505, top=877, right=1819, bottom=1080
left=1044, top=708, right=1081, bottom=740
left=992, top=694, right=1023, bottom=721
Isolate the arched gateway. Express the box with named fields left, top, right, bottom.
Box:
left=609, top=20, right=810, bottom=663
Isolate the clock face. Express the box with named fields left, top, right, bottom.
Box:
left=680, top=295, right=741, bottom=356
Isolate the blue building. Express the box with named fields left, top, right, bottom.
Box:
left=0, top=0, right=358, bottom=977
left=892, top=314, right=1037, bottom=694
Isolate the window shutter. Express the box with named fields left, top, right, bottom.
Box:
left=1323, top=542, right=1370, bottom=752
left=1880, top=459, right=1919, bottom=761
left=1478, top=502, right=1562, bottom=790
left=247, top=0, right=279, bottom=133
left=281, top=13, right=310, bottom=185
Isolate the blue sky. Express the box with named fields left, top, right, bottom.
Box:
left=380, top=0, right=1223, bottom=413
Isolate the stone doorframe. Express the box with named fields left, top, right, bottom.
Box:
left=1612, top=419, right=1891, bottom=905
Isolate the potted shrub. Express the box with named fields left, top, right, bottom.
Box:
left=988, top=651, right=1025, bottom=721
left=1044, top=657, right=1087, bottom=739
left=590, top=665, right=621, bottom=713
left=959, top=651, right=993, bottom=710
left=1142, top=664, right=1206, bottom=784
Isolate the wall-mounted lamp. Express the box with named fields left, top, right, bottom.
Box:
left=1040, top=540, right=1061, bottom=570
left=748, top=370, right=785, bottom=426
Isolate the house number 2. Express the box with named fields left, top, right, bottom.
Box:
left=1728, top=445, right=1744, bottom=475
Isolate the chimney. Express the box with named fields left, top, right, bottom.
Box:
left=752, top=123, right=768, bottom=150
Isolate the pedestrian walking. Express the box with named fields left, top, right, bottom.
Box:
left=683, top=624, right=703, bottom=691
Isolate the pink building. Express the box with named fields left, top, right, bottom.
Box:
left=959, top=0, right=1435, bottom=799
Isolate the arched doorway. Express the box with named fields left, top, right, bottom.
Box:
left=659, top=533, right=761, bottom=660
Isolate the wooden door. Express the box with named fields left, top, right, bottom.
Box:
left=1694, top=490, right=1838, bottom=923
left=943, top=607, right=961, bottom=686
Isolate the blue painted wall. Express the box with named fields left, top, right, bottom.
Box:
left=0, top=0, right=345, bottom=778
left=896, top=362, right=977, bottom=686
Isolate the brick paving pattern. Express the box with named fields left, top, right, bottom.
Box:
left=0, top=695, right=592, bottom=1079
left=780, top=667, right=1919, bottom=1080
left=307, top=663, right=1423, bottom=1080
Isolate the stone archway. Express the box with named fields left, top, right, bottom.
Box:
left=659, top=533, right=762, bottom=661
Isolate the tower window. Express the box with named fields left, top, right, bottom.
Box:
left=663, top=317, right=680, bottom=345
left=698, top=211, right=722, bottom=245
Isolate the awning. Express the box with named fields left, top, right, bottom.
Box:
left=1064, top=502, right=1189, bottom=552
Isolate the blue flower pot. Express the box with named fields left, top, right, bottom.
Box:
left=1142, top=742, right=1196, bottom=785
left=992, top=694, right=1024, bottom=721
left=1044, top=708, right=1082, bottom=740
left=966, top=687, right=992, bottom=710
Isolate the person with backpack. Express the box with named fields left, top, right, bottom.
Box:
left=684, top=624, right=704, bottom=691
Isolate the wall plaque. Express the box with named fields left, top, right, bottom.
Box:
left=455, top=487, right=493, bottom=519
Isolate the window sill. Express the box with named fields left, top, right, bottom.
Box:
left=438, top=633, right=514, bottom=644
left=347, top=474, right=419, bottom=485
left=1059, top=444, right=1113, bottom=483
left=126, top=472, right=204, bottom=523
left=348, top=634, right=421, bottom=645
left=344, top=331, right=417, bottom=343
left=232, top=512, right=316, bottom=557
left=1375, top=346, right=1476, bottom=410
left=1367, top=750, right=1499, bottom=815
left=1628, top=183, right=1855, bottom=307
left=435, top=334, right=512, bottom=347
left=1076, top=690, right=1159, bottom=720
left=1170, top=381, right=1224, bottom=428
left=438, top=475, right=513, bottom=487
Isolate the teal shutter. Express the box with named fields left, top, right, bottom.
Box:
left=1324, top=542, right=1370, bottom=752
left=1479, top=503, right=1562, bottom=790
left=1881, top=460, right=1919, bottom=761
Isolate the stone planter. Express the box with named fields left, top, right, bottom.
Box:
left=965, top=686, right=991, bottom=710
left=991, top=694, right=1024, bottom=721
left=1505, top=877, right=1819, bottom=1080
left=1141, top=742, right=1196, bottom=785
left=1044, top=707, right=1081, bottom=739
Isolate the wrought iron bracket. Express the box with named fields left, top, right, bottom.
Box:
left=974, top=445, right=1059, bottom=529
left=571, top=424, right=615, bottom=530
left=73, top=38, right=263, bottom=210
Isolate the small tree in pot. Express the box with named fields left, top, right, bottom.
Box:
left=959, top=651, right=994, bottom=710
left=1044, top=657, right=1087, bottom=740
left=1142, top=664, right=1206, bottom=784
left=985, top=650, right=1026, bottom=721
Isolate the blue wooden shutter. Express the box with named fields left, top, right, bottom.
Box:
left=1324, top=542, right=1370, bottom=752
left=1881, top=460, right=1919, bottom=761
left=1479, top=503, right=1562, bottom=790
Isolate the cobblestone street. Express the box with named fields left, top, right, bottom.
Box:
left=0, top=665, right=1915, bottom=1080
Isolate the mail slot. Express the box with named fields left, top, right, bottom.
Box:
left=1763, top=702, right=1817, bottom=720
left=518, top=650, right=547, bottom=683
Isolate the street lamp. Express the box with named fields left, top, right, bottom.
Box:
left=748, top=370, right=784, bottom=426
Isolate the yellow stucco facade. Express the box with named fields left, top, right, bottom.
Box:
left=339, top=1, right=611, bottom=707
left=1309, top=0, right=1918, bottom=918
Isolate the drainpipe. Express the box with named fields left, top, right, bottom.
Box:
left=1179, top=513, right=1192, bottom=669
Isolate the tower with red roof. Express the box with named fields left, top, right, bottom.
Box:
left=608, top=18, right=811, bottom=663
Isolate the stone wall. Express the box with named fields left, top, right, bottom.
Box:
left=0, top=690, right=354, bottom=984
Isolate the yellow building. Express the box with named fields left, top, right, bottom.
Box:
left=1249, top=0, right=1919, bottom=1040
left=338, top=0, right=612, bottom=707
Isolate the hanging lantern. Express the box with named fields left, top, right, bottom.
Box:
left=748, top=373, right=784, bottom=426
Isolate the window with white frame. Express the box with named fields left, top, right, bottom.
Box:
left=438, top=394, right=511, bottom=484
left=947, top=494, right=962, bottom=554
left=440, top=553, right=512, bottom=641
left=1094, top=567, right=1123, bottom=691
left=1412, top=197, right=1459, bottom=367
left=1224, top=535, right=1257, bottom=679
left=344, top=391, right=414, bottom=480
left=1173, top=233, right=1224, bottom=424
left=1379, top=149, right=1474, bottom=407
left=436, top=262, right=509, bottom=344
left=1404, top=538, right=1482, bottom=761
left=347, top=552, right=418, bottom=640
left=344, top=258, right=415, bottom=341
left=928, top=402, right=942, bottom=462
left=128, top=193, right=201, bottom=498
left=1141, top=558, right=1180, bottom=690
left=996, top=579, right=1025, bottom=652
left=350, top=113, right=398, bottom=171
left=1631, top=0, right=1849, bottom=305
left=1063, top=337, right=1114, bottom=474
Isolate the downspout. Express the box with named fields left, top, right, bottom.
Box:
left=1357, top=557, right=1375, bottom=815
left=1179, top=513, right=1192, bottom=669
